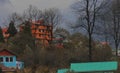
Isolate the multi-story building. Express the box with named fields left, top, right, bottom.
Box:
left=31, top=20, right=53, bottom=45
left=20, top=19, right=53, bottom=45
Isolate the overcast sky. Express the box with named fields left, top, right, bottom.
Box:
left=11, top=0, right=75, bottom=13
left=0, top=0, right=77, bottom=27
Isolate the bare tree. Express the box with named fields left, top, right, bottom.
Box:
left=71, top=0, right=108, bottom=61
left=23, top=5, right=42, bottom=21
left=42, top=8, right=62, bottom=28
left=110, top=0, right=120, bottom=56
left=98, top=0, right=120, bottom=56
left=23, top=6, right=61, bottom=29
left=3, top=12, right=23, bottom=27
left=8, top=13, right=21, bottom=22
left=96, top=12, right=112, bottom=43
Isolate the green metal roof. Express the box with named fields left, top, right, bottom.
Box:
left=70, top=61, right=118, bottom=72
left=57, top=69, right=69, bottom=73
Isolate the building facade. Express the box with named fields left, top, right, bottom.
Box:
left=20, top=19, right=53, bottom=45
left=0, top=49, right=24, bottom=70
left=31, top=20, right=53, bottom=45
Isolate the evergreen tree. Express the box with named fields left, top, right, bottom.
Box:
left=7, top=21, right=17, bottom=37
left=0, top=26, right=4, bottom=43
left=9, top=21, right=34, bottom=55
left=23, top=21, right=32, bottom=36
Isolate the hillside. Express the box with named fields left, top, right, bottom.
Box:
left=0, top=29, right=112, bottom=73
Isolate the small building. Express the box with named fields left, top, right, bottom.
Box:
left=112, top=49, right=120, bottom=56
left=0, top=49, right=24, bottom=72
left=53, top=34, right=64, bottom=48
left=117, top=49, right=120, bottom=56
left=16, top=61, right=24, bottom=69
left=2, top=28, right=10, bottom=42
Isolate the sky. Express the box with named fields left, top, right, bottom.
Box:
left=11, top=0, right=75, bottom=13
left=0, top=0, right=77, bottom=27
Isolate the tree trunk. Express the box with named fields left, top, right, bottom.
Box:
left=31, top=65, right=37, bottom=73
left=115, top=40, right=119, bottom=56
left=88, top=33, right=92, bottom=61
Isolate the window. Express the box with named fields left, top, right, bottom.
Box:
left=10, top=57, right=13, bottom=62
left=6, top=57, right=9, bottom=62
left=39, top=34, right=41, bottom=37
left=48, top=34, right=51, bottom=37
left=39, top=29, right=44, bottom=32
left=5, top=57, right=13, bottom=62
left=41, top=29, right=44, bottom=32
left=39, top=29, right=41, bottom=32
left=0, top=57, right=3, bottom=62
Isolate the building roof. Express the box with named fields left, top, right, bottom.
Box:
left=2, top=28, right=7, bottom=33
left=0, top=49, right=16, bottom=56
left=101, top=42, right=109, bottom=45
left=70, top=61, right=118, bottom=72
left=2, top=28, right=10, bottom=38
left=57, top=61, right=118, bottom=73
left=57, top=69, right=69, bottom=73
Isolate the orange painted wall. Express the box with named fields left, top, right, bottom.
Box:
left=20, top=20, right=53, bottom=45
left=31, top=22, right=53, bottom=45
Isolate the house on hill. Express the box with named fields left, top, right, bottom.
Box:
left=20, top=19, right=53, bottom=45
left=52, top=34, right=65, bottom=48
left=2, top=28, right=9, bottom=41
left=0, top=49, right=24, bottom=72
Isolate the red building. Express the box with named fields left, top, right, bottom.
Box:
left=20, top=19, right=53, bottom=45
left=2, top=28, right=9, bottom=41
